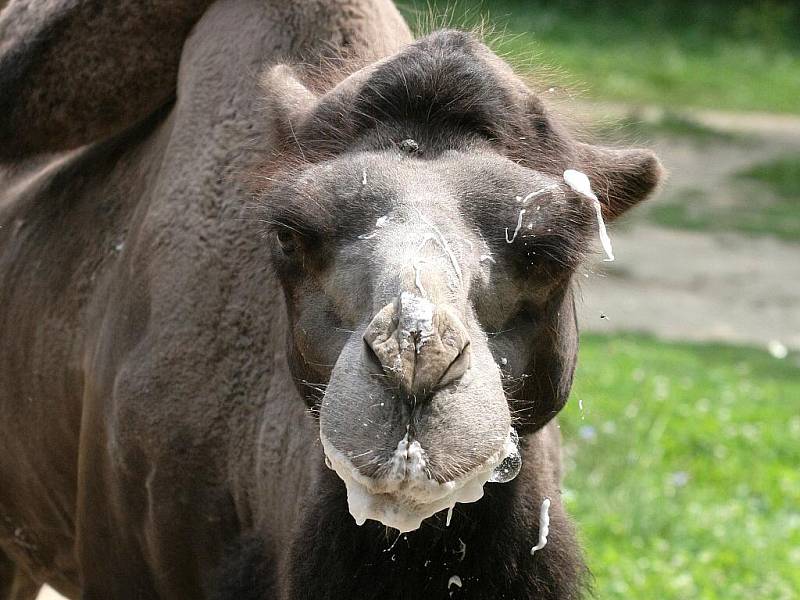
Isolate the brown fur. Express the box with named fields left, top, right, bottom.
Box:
left=0, top=0, right=408, bottom=159
left=0, top=3, right=660, bottom=599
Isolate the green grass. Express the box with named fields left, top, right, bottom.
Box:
left=400, top=1, right=800, bottom=114
left=648, top=187, right=800, bottom=242
left=597, top=111, right=741, bottom=145
left=561, top=334, right=800, bottom=599
left=645, top=154, right=800, bottom=242
left=738, top=153, right=800, bottom=199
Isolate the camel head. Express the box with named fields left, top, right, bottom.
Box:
left=256, top=30, right=662, bottom=532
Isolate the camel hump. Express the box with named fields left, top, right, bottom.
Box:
left=0, top=0, right=412, bottom=161
left=0, top=0, right=218, bottom=160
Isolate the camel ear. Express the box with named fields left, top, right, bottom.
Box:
left=260, top=65, right=318, bottom=146
left=575, top=143, right=665, bottom=220
left=0, top=0, right=211, bottom=159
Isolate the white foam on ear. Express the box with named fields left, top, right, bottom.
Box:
left=591, top=200, right=615, bottom=262
left=563, top=169, right=615, bottom=262
left=563, top=169, right=595, bottom=200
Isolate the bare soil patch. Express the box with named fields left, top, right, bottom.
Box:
left=577, top=106, right=800, bottom=350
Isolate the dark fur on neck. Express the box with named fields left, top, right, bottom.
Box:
left=214, top=440, right=589, bottom=600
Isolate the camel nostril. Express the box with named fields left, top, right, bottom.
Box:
left=363, top=294, right=471, bottom=395
left=362, top=338, right=385, bottom=372
left=438, top=341, right=471, bottom=388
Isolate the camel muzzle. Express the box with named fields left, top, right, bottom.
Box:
left=363, top=292, right=471, bottom=396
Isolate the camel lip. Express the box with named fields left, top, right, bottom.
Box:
left=319, top=430, right=511, bottom=493
left=319, top=427, right=520, bottom=532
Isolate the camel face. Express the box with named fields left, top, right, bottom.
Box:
left=257, top=30, right=662, bottom=531
left=262, top=151, right=580, bottom=531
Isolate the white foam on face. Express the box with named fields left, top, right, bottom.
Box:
left=399, top=292, right=435, bottom=354
left=505, top=209, right=526, bottom=243
left=357, top=215, right=390, bottom=240
left=530, top=497, right=551, bottom=555
left=456, top=538, right=467, bottom=561
left=320, top=427, right=520, bottom=533
left=520, top=185, right=560, bottom=205
left=487, top=428, right=522, bottom=483
left=563, top=169, right=615, bottom=262
left=389, top=431, right=427, bottom=480
left=506, top=185, right=562, bottom=244
left=413, top=262, right=426, bottom=296
left=413, top=207, right=463, bottom=285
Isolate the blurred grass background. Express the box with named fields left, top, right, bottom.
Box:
left=648, top=155, right=800, bottom=242
left=563, top=335, right=799, bottom=599
left=395, top=2, right=800, bottom=598
left=401, top=0, right=800, bottom=113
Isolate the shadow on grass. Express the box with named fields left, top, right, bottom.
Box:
left=595, top=111, right=744, bottom=146
left=646, top=154, right=800, bottom=242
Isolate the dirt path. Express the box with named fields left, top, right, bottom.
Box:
left=575, top=105, right=800, bottom=351
left=577, top=225, right=800, bottom=349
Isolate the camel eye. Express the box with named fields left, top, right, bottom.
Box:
left=276, top=228, right=299, bottom=255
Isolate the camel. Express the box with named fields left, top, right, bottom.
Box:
left=0, top=1, right=661, bottom=598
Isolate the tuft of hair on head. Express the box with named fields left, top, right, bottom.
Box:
left=404, top=1, right=576, bottom=103
left=253, top=22, right=663, bottom=222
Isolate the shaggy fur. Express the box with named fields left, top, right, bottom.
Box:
left=0, top=0, right=212, bottom=158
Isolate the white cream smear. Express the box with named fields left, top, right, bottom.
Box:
left=563, top=169, right=615, bottom=261
left=530, top=497, right=551, bottom=555
left=413, top=207, right=463, bottom=285
left=505, top=209, right=526, bottom=243
left=399, top=292, right=435, bottom=354
left=357, top=215, right=390, bottom=240
left=321, top=426, right=521, bottom=533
